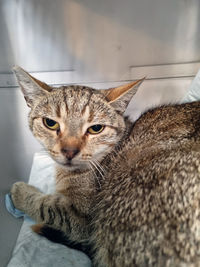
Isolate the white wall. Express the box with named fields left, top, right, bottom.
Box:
left=1, top=0, right=200, bottom=78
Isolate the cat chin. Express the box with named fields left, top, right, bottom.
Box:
left=56, top=160, right=90, bottom=171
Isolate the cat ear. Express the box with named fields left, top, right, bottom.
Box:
left=102, top=78, right=144, bottom=113
left=13, top=66, right=52, bottom=107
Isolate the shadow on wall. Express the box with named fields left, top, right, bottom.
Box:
left=0, top=2, right=44, bottom=266
left=0, top=2, right=19, bottom=186
left=0, top=3, right=25, bottom=267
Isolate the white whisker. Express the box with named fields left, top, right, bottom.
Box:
left=93, top=159, right=105, bottom=179
left=92, top=160, right=104, bottom=180
left=89, top=161, right=102, bottom=189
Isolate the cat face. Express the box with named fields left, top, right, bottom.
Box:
left=29, top=86, right=126, bottom=170
left=13, top=66, right=143, bottom=171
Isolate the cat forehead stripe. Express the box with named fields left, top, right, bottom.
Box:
left=81, top=105, right=90, bottom=121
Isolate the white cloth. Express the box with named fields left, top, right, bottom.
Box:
left=182, top=69, right=200, bottom=103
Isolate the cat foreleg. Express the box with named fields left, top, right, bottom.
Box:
left=10, top=182, right=71, bottom=232
left=10, top=182, right=89, bottom=241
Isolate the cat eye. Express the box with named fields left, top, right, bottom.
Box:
left=43, top=118, right=60, bottom=131
left=87, top=124, right=105, bottom=134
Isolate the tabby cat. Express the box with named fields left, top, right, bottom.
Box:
left=11, top=66, right=200, bottom=266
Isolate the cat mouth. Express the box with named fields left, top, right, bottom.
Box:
left=58, top=162, right=79, bottom=171
left=62, top=159, right=89, bottom=170
left=54, top=157, right=89, bottom=170
left=64, top=161, right=74, bottom=167
left=59, top=160, right=84, bottom=168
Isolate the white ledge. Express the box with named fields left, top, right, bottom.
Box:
left=1, top=62, right=200, bottom=88
left=0, top=70, right=75, bottom=88
left=130, top=62, right=200, bottom=80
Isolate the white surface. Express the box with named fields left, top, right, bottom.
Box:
left=28, top=152, right=55, bottom=194
left=7, top=152, right=91, bottom=267
left=1, top=62, right=200, bottom=88
left=130, top=62, right=200, bottom=80
left=182, top=69, right=200, bottom=103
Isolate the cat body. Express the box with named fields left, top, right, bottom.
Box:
left=93, top=102, right=200, bottom=266
left=11, top=66, right=200, bottom=266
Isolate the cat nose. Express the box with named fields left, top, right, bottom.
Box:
left=61, top=147, right=80, bottom=160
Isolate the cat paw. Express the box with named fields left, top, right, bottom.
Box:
left=10, top=182, right=40, bottom=211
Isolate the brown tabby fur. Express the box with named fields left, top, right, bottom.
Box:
left=11, top=66, right=200, bottom=266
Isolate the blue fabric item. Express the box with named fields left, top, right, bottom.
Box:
left=5, top=193, right=34, bottom=223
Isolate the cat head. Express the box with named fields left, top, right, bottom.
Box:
left=13, top=66, right=143, bottom=171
